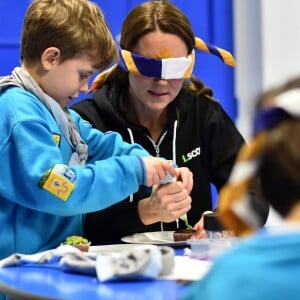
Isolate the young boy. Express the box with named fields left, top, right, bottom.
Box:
left=0, top=0, right=192, bottom=261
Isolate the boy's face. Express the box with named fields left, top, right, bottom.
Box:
left=40, top=53, right=97, bottom=107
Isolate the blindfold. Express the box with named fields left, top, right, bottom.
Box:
left=91, top=37, right=236, bottom=91
left=118, top=47, right=195, bottom=80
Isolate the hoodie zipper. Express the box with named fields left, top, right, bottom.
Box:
left=127, top=122, right=179, bottom=230
left=145, top=131, right=168, bottom=157
left=126, top=120, right=178, bottom=209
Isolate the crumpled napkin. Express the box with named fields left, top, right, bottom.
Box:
left=0, top=245, right=175, bottom=282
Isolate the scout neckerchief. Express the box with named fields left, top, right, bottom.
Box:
left=0, top=67, right=88, bottom=166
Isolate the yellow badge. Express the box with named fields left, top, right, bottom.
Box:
left=39, top=164, right=76, bottom=201
left=52, top=134, right=61, bottom=146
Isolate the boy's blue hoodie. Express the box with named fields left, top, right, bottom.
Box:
left=0, top=86, right=150, bottom=259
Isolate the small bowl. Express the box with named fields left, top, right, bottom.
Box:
left=173, top=229, right=195, bottom=242
left=187, top=238, right=239, bottom=260
left=71, top=242, right=91, bottom=252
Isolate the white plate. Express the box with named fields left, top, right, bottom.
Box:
left=121, top=231, right=186, bottom=246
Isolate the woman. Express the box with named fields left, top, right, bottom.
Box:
left=72, top=0, right=267, bottom=244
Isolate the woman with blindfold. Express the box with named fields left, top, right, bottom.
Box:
left=71, top=0, right=268, bottom=244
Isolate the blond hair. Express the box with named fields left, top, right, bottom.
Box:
left=21, top=0, right=117, bottom=69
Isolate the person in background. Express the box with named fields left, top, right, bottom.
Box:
left=71, top=0, right=268, bottom=245
left=0, top=0, right=193, bottom=265
left=255, top=77, right=300, bottom=226
left=255, top=76, right=300, bottom=110
left=181, top=82, right=300, bottom=300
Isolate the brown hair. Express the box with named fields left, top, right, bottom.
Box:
left=21, top=0, right=117, bottom=70
left=259, top=119, right=300, bottom=217
left=105, top=0, right=212, bottom=96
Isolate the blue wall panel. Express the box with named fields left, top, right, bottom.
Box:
left=0, top=0, right=30, bottom=74
left=0, top=0, right=236, bottom=122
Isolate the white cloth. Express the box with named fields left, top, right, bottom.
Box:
left=0, top=245, right=175, bottom=282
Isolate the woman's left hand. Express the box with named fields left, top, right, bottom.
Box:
left=190, top=210, right=214, bottom=239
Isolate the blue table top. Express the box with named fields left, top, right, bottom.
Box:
left=0, top=247, right=188, bottom=300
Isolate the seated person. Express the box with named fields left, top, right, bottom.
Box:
left=71, top=0, right=268, bottom=244
left=181, top=83, right=300, bottom=300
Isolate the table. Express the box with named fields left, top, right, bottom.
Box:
left=0, top=247, right=189, bottom=300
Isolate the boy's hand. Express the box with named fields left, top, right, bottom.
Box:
left=175, top=167, right=193, bottom=194
left=142, top=157, right=177, bottom=186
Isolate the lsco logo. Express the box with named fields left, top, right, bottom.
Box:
left=181, top=147, right=201, bottom=163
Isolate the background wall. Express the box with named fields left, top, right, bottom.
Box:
left=234, top=0, right=300, bottom=140
left=0, top=0, right=236, bottom=119
left=233, top=0, right=300, bottom=225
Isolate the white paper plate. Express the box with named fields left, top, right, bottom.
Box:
left=121, top=231, right=186, bottom=246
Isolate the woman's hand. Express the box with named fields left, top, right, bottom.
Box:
left=190, top=210, right=214, bottom=239
left=138, top=181, right=192, bottom=225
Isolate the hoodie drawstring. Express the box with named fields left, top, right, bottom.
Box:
left=127, top=128, right=135, bottom=203
left=126, top=122, right=178, bottom=229
left=172, top=120, right=177, bottom=164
